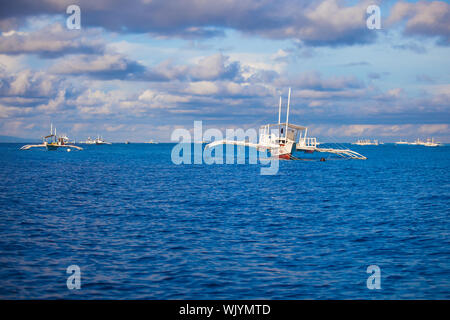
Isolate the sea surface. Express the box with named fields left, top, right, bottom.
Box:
left=0, top=143, right=449, bottom=299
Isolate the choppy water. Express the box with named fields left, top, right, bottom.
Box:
left=0, top=143, right=449, bottom=299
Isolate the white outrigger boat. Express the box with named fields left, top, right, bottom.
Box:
left=20, top=124, right=83, bottom=151
left=206, top=88, right=366, bottom=160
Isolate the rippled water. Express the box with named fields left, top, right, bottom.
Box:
left=0, top=143, right=449, bottom=299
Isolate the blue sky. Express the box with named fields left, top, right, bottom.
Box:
left=0, top=0, right=449, bottom=142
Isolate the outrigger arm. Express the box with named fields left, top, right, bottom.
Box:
left=309, top=147, right=367, bottom=159
left=20, top=144, right=83, bottom=150
left=20, top=144, right=46, bottom=150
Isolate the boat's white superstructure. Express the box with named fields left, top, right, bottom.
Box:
left=206, top=88, right=366, bottom=160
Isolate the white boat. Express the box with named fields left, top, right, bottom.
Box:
left=352, top=139, right=379, bottom=146
left=83, top=137, right=96, bottom=144
left=83, top=136, right=111, bottom=145
left=206, top=88, right=366, bottom=160
left=94, top=136, right=112, bottom=145
left=413, top=138, right=440, bottom=147
left=20, top=124, right=83, bottom=151
left=395, top=140, right=409, bottom=145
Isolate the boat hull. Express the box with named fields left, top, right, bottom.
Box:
left=46, top=144, right=58, bottom=151
left=279, top=153, right=292, bottom=160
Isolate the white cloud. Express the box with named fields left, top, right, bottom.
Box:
left=186, top=81, right=219, bottom=95
left=9, top=70, right=31, bottom=95
left=0, top=23, right=104, bottom=57
left=388, top=1, right=450, bottom=44
left=51, top=54, right=134, bottom=75
left=418, top=124, right=448, bottom=134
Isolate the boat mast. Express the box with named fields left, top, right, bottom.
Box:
left=278, top=96, right=282, bottom=139
left=285, top=87, right=291, bottom=140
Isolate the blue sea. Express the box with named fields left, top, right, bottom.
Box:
left=0, top=143, right=449, bottom=299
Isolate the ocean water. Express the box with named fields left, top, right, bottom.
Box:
left=0, top=143, right=449, bottom=299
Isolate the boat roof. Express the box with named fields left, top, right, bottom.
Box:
left=261, top=123, right=307, bottom=130
left=44, top=134, right=56, bottom=138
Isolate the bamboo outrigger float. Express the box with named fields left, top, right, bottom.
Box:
left=206, top=88, right=366, bottom=160
left=20, top=124, right=83, bottom=151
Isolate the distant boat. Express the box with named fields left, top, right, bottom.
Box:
left=125, top=141, right=130, bottom=144
left=94, top=136, right=111, bottom=145
left=82, top=136, right=111, bottom=145
left=352, top=139, right=379, bottom=146
left=83, top=137, right=96, bottom=144
left=395, top=140, right=409, bottom=145
left=20, top=124, right=83, bottom=151
left=412, top=138, right=440, bottom=147
left=146, top=140, right=159, bottom=144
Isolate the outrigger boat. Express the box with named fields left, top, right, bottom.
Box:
left=206, top=88, right=366, bottom=160
left=20, top=124, right=83, bottom=151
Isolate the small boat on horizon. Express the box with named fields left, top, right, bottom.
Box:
left=411, top=138, right=440, bottom=147
left=395, top=138, right=441, bottom=146
left=82, top=136, right=112, bottom=145
left=352, top=139, right=379, bottom=146
left=94, top=136, right=112, bottom=145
